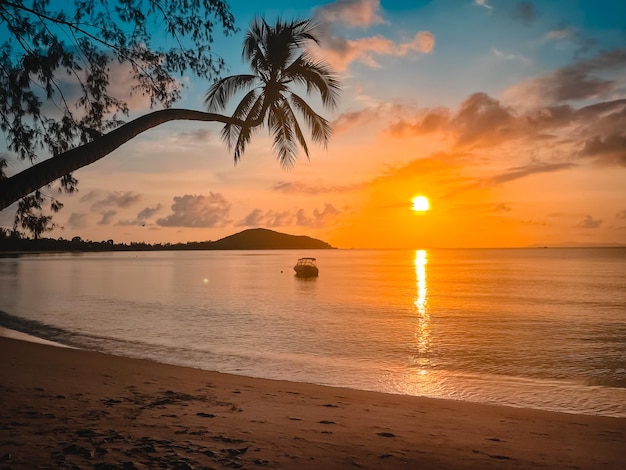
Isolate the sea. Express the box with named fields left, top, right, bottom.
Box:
left=1, top=248, right=625, bottom=418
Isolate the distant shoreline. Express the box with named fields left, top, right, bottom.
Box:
left=0, top=227, right=336, bottom=252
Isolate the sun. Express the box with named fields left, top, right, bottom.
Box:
left=412, top=195, right=430, bottom=212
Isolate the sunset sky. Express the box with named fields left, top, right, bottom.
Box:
left=1, top=0, right=625, bottom=248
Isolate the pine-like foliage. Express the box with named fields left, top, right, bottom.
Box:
left=0, top=0, right=235, bottom=235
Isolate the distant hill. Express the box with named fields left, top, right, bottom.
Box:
left=210, top=228, right=334, bottom=250
left=0, top=228, right=335, bottom=252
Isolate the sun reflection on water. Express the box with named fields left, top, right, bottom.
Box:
left=408, top=249, right=435, bottom=392
left=414, top=249, right=430, bottom=355
left=414, top=250, right=428, bottom=315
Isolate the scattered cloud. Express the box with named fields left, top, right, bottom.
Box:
left=504, top=47, right=626, bottom=106
left=491, top=48, right=530, bottom=63
left=545, top=25, right=597, bottom=57
left=579, top=132, right=626, bottom=166
left=579, top=215, right=602, bottom=229
left=236, top=204, right=341, bottom=228
left=50, top=61, right=159, bottom=117
left=389, top=92, right=523, bottom=148
left=272, top=181, right=359, bottom=195
left=318, top=32, right=434, bottom=72
left=474, top=0, right=493, bottom=10
left=97, top=210, right=117, bottom=225
left=315, top=0, right=385, bottom=28
left=175, top=128, right=213, bottom=142
left=491, top=161, right=576, bottom=184
left=80, top=190, right=141, bottom=211
left=385, top=89, right=626, bottom=170
left=312, top=0, right=434, bottom=72
left=512, top=1, right=538, bottom=25
left=296, top=204, right=341, bottom=227
left=156, top=194, right=231, bottom=228
left=66, top=213, right=88, bottom=230
left=546, top=28, right=572, bottom=40
left=333, top=103, right=410, bottom=133
left=494, top=203, right=512, bottom=212
left=117, top=205, right=163, bottom=226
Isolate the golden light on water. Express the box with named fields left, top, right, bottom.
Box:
left=412, top=195, right=430, bottom=212
left=414, top=249, right=430, bottom=359
left=414, top=250, right=428, bottom=314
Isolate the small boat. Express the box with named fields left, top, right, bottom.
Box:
left=294, top=257, right=319, bottom=277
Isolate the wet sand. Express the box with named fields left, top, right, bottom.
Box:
left=1, top=336, right=624, bottom=469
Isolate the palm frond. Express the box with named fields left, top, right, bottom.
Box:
left=268, top=99, right=298, bottom=168
left=220, top=88, right=260, bottom=148
left=280, top=98, right=310, bottom=159
left=207, top=16, right=340, bottom=166
left=289, top=93, right=332, bottom=147
left=284, top=55, right=341, bottom=108
left=205, top=75, right=258, bottom=111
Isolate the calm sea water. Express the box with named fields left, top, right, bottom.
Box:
left=1, top=248, right=625, bottom=417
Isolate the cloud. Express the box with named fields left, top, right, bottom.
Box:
left=545, top=26, right=596, bottom=57
left=512, top=1, right=538, bottom=25
left=175, top=128, right=213, bottom=142
left=388, top=92, right=520, bottom=146
left=117, top=204, right=163, bottom=226
left=97, top=210, right=117, bottom=225
left=297, top=204, right=341, bottom=227
left=49, top=60, right=158, bottom=118
left=333, top=103, right=410, bottom=133
left=311, top=0, right=434, bottom=72
left=387, top=107, right=451, bottom=137
left=617, top=210, right=626, bottom=219
left=386, top=91, right=626, bottom=168
left=272, top=181, right=359, bottom=195
left=156, top=194, right=231, bottom=228
left=236, top=204, right=341, bottom=228
left=67, top=213, right=88, bottom=229
left=491, top=48, right=530, bottom=63
left=579, top=132, right=626, bottom=166
left=319, top=32, right=434, bottom=72
left=546, top=28, right=572, bottom=40
left=474, top=0, right=493, bottom=10
left=579, top=215, right=602, bottom=229
left=137, top=205, right=162, bottom=220
left=390, top=93, right=524, bottom=148
left=315, top=0, right=385, bottom=28
left=503, top=48, right=626, bottom=105
left=80, top=190, right=141, bottom=211
left=491, top=161, right=577, bottom=184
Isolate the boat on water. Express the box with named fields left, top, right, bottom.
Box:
left=293, top=257, right=319, bottom=277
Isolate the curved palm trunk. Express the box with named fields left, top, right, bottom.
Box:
left=0, top=108, right=252, bottom=210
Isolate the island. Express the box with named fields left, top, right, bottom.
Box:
left=0, top=228, right=335, bottom=252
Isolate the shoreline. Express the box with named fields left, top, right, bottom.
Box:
left=2, top=336, right=625, bottom=469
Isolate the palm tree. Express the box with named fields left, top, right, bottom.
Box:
left=0, top=17, right=340, bottom=212
left=205, top=17, right=341, bottom=168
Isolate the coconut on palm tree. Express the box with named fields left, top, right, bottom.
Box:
left=205, top=17, right=340, bottom=168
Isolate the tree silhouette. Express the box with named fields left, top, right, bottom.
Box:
left=0, top=2, right=339, bottom=237
left=205, top=17, right=340, bottom=168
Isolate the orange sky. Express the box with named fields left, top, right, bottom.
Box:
left=1, top=0, right=625, bottom=248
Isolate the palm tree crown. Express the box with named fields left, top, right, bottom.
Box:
left=205, top=17, right=340, bottom=168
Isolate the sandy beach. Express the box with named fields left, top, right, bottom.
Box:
left=1, top=337, right=624, bottom=469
